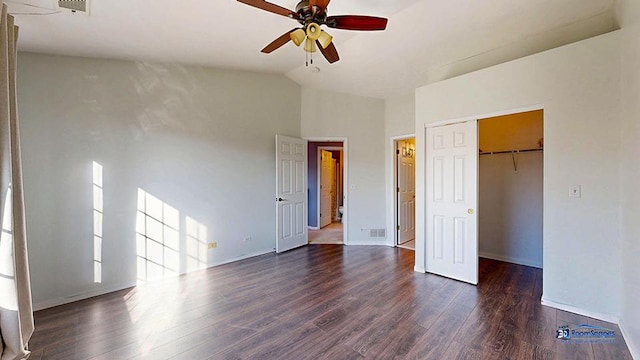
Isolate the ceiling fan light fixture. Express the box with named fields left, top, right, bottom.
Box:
left=237, top=0, right=388, bottom=65
left=317, top=30, right=333, bottom=49
left=304, top=38, right=317, bottom=53
left=290, top=28, right=306, bottom=46
left=306, top=22, right=322, bottom=41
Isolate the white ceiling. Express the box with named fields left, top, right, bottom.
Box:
left=11, top=0, right=616, bottom=99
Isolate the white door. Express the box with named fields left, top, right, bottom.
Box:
left=426, top=121, right=478, bottom=284
left=276, top=135, right=308, bottom=253
left=319, top=150, right=333, bottom=228
left=397, top=140, right=416, bottom=244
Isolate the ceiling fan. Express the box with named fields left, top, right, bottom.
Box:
left=237, top=0, right=388, bottom=65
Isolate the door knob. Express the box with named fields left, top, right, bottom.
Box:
left=276, top=197, right=288, bottom=202
left=467, top=208, right=474, bottom=215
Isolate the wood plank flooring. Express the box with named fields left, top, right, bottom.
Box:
left=28, top=245, right=633, bottom=359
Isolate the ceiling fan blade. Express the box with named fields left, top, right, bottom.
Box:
left=317, top=40, right=339, bottom=64
left=309, top=0, right=330, bottom=11
left=262, top=29, right=297, bottom=53
left=237, top=0, right=297, bottom=18
left=326, top=15, right=388, bottom=31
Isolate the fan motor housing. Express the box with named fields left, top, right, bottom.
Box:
left=295, top=0, right=327, bottom=25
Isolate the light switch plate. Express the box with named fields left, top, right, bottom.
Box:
left=569, top=185, right=581, bottom=198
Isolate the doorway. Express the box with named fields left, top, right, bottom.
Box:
left=307, top=141, right=345, bottom=244
left=478, top=110, right=544, bottom=269
left=394, top=137, right=416, bottom=250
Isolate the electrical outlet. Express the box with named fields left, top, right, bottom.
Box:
left=207, top=242, right=217, bottom=249
left=244, top=236, right=252, bottom=242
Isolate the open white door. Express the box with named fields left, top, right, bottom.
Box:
left=397, top=139, right=416, bottom=245
left=426, top=121, right=478, bottom=284
left=276, top=135, right=308, bottom=253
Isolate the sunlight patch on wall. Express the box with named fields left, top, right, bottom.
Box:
left=186, top=216, right=207, bottom=272
left=92, top=162, right=103, bottom=284
left=0, top=185, right=18, bottom=311
left=136, top=189, right=180, bottom=283
left=1, top=185, right=11, bottom=236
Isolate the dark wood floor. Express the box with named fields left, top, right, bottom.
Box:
left=29, top=245, right=632, bottom=359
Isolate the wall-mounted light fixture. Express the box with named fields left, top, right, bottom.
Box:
left=402, top=146, right=415, bottom=158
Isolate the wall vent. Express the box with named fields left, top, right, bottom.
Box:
left=369, top=229, right=386, bottom=238
left=58, top=0, right=89, bottom=13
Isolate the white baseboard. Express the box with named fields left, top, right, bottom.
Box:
left=479, top=252, right=542, bottom=269
left=414, top=266, right=426, bottom=273
left=308, top=226, right=320, bottom=230
left=210, top=249, right=274, bottom=267
left=34, top=249, right=275, bottom=311
left=619, top=318, right=640, bottom=360
left=541, top=297, right=619, bottom=324
left=34, top=281, right=137, bottom=311
left=346, top=241, right=393, bottom=247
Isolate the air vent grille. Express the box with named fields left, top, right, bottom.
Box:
left=369, top=229, right=386, bottom=238
left=58, top=0, right=87, bottom=12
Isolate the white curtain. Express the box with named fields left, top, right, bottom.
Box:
left=0, top=3, right=34, bottom=360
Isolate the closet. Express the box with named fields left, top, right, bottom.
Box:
left=478, top=110, right=543, bottom=268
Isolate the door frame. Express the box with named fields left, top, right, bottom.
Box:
left=318, top=146, right=343, bottom=228
left=418, top=104, right=544, bottom=279
left=305, top=137, right=349, bottom=245
left=388, top=134, right=416, bottom=248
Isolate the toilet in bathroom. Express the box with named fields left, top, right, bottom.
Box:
left=339, top=206, right=344, bottom=223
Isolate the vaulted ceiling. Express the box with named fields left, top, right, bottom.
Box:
left=11, top=0, right=616, bottom=99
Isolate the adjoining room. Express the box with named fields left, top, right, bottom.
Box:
left=307, top=141, right=345, bottom=244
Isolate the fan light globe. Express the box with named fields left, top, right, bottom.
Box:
left=290, top=28, right=306, bottom=46
left=304, top=38, right=317, bottom=53
left=317, top=30, right=333, bottom=49
left=306, top=23, right=322, bottom=41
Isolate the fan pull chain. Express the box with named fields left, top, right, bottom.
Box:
left=306, top=51, right=314, bottom=67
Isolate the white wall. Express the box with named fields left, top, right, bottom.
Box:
left=385, top=95, right=416, bottom=246
left=18, top=53, right=301, bottom=309
left=415, top=32, right=622, bottom=319
left=301, top=87, right=386, bottom=244
left=618, top=0, right=640, bottom=357
left=479, top=152, right=543, bottom=268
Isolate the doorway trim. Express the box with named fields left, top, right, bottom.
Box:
left=304, top=137, right=349, bottom=245
left=388, top=134, right=416, bottom=248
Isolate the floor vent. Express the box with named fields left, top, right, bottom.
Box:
left=58, top=0, right=88, bottom=13
left=369, top=229, right=386, bottom=238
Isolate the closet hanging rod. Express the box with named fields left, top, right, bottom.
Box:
left=479, top=148, right=543, bottom=156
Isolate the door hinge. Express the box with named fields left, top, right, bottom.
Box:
left=397, top=187, right=400, bottom=193
left=397, top=225, right=400, bottom=230
left=396, top=149, right=400, bottom=155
